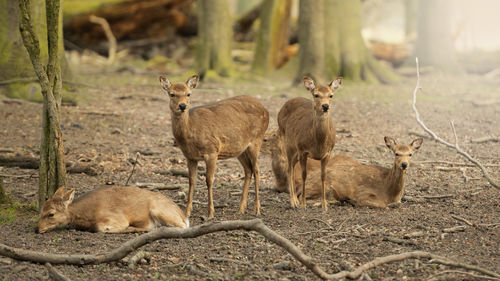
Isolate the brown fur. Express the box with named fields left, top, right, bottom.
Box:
left=159, top=75, right=269, bottom=218
left=266, top=135, right=423, bottom=208
left=37, top=186, right=188, bottom=233
left=277, top=76, right=342, bottom=210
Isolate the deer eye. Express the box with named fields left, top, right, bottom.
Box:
left=409, top=153, right=413, bottom=157
left=395, top=153, right=401, bottom=156
left=314, top=94, right=319, bottom=98
left=187, top=93, right=191, bottom=97
left=329, top=95, right=333, bottom=98
left=169, top=93, right=175, bottom=97
left=48, top=213, right=54, bottom=218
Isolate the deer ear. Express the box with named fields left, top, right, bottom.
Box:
left=159, top=76, right=171, bottom=91
left=186, top=75, right=199, bottom=89
left=329, top=77, right=343, bottom=90
left=62, top=189, right=75, bottom=208
left=52, top=186, right=66, bottom=199
left=384, top=136, right=397, bottom=151
left=303, top=76, right=316, bottom=92
left=411, top=138, right=423, bottom=151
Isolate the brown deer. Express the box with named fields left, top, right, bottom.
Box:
left=277, top=76, right=342, bottom=210
left=37, top=186, right=189, bottom=233
left=159, top=75, right=269, bottom=218
left=266, top=135, right=423, bottom=208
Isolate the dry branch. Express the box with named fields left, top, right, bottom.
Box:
left=89, top=15, right=116, bottom=64
left=411, top=57, right=499, bottom=189
left=1, top=219, right=499, bottom=280
left=0, top=156, right=99, bottom=176
left=45, top=263, right=71, bottom=281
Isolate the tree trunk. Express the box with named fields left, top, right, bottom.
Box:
left=323, top=0, right=398, bottom=83
left=195, top=0, right=232, bottom=78
left=252, top=0, right=291, bottom=75
left=415, top=0, right=460, bottom=71
left=0, top=0, right=71, bottom=100
left=19, top=0, right=66, bottom=210
left=295, top=0, right=325, bottom=83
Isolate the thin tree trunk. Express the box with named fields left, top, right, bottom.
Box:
left=19, top=0, right=66, bottom=210
left=252, top=0, right=291, bottom=75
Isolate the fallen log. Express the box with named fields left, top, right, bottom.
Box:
left=0, top=156, right=100, bottom=176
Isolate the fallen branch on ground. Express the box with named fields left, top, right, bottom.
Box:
left=470, top=136, right=500, bottom=144
left=0, top=219, right=498, bottom=280
left=0, top=156, right=100, bottom=176
left=411, top=57, right=499, bottom=189
left=135, top=182, right=183, bottom=190
left=45, top=263, right=70, bottom=281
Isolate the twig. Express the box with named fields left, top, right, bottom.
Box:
left=451, top=215, right=474, bottom=227
left=135, top=182, right=182, bottom=190
left=45, top=263, right=71, bottom=281
left=420, top=194, right=453, bottom=199
left=470, top=137, right=500, bottom=144
left=411, top=57, right=499, bottom=189
left=123, top=251, right=151, bottom=269
left=1, top=220, right=499, bottom=280
left=89, top=15, right=116, bottom=64
left=209, top=257, right=251, bottom=265
left=427, top=270, right=500, bottom=281
left=414, top=160, right=500, bottom=167
left=125, top=153, right=140, bottom=186
left=442, top=226, right=467, bottom=233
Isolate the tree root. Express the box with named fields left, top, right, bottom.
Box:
left=0, top=219, right=498, bottom=279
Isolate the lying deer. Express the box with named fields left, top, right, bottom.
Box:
left=265, top=134, right=423, bottom=208
left=37, top=186, right=189, bottom=233
left=277, top=76, right=342, bottom=210
left=159, top=75, right=269, bottom=218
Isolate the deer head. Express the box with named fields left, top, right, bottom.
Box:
left=37, top=187, right=75, bottom=233
left=159, top=75, right=199, bottom=115
left=303, top=76, right=342, bottom=115
left=384, top=137, right=423, bottom=172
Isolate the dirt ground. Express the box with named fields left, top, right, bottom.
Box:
left=0, top=64, right=499, bottom=280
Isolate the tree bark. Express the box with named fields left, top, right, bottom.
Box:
left=324, top=0, right=398, bottom=83
left=195, top=0, right=232, bottom=78
left=295, top=0, right=325, bottom=83
left=0, top=0, right=70, bottom=82
left=252, top=0, right=291, bottom=75
left=415, top=0, right=460, bottom=72
left=19, top=0, right=67, bottom=210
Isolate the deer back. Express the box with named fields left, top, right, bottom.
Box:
left=175, top=95, right=269, bottom=160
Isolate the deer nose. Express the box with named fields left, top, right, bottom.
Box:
left=401, top=162, right=408, bottom=170
left=322, top=104, right=329, bottom=112
left=178, top=103, right=187, bottom=111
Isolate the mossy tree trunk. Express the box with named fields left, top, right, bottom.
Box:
left=0, top=0, right=69, bottom=82
left=295, top=0, right=325, bottom=83
left=323, top=0, right=398, bottom=83
left=415, top=0, right=460, bottom=72
left=252, top=0, right=291, bottom=75
left=195, top=0, right=232, bottom=78
left=19, top=0, right=66, bottom=210
left=295, top=0, right=397, bottom=83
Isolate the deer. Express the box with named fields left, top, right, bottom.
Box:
left=265, top=135, right=423, bottom=208
left=37, top=186, right=189, bottom=233
left=159, top=75, right=269, bottom=218
left=277, top=76, right=342, bottom=210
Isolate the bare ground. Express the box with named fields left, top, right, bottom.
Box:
left=0, top=68, right=499, bottom=280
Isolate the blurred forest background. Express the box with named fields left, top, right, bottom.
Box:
left=1, top=0, right=500, bottom=104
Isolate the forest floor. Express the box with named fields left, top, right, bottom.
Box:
left=0, top=59, right=499, bottom=280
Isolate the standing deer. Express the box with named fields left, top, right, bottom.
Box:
left=159, top=75, right=269, bottom=218
left=37, top=186, right=189, bottom=233
left=278, top=76, right=342, bottom=210
left=266, top=135, right=423, bottom=208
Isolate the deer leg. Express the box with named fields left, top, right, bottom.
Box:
left=204, top=154, right=217, bottom=219
left=287, top=153, right=299, bottom=207
left=185, top=159, right=198, bottom=217
left=247, top=144, right=262, bottom=215
left=237, top=153, right=252, bottom=214
left=298, top=154, right=308, bottom=209
left=320, top=157, right=329, bottom=211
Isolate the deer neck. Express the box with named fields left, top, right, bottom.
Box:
left=171, top=111, right=190, bottom=141
left=386, top=164, right=406, bottom=201
left=312, top=113, right=333, bottom=141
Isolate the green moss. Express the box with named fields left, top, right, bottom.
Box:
left=0, top=207, right=16, bottom=224
left=63, top=0, right=126, bottom=19
left=1, top=82, right=80, bottom=105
